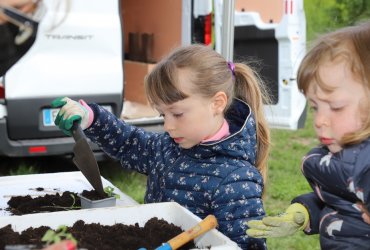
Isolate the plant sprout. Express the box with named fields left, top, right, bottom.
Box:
left=69, top=193, right=80, bottom=209
left=104, top=186, right=120, bottom=199
left=41, top=225, right=77, bottom=245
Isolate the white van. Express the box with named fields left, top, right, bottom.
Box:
left=0, top=0, right=168, bottom=158
left=214, top=0, right=307, bottom=130
left=191, top=0, right=307, bottom=129
left=0, top=0, right=127, bottom=157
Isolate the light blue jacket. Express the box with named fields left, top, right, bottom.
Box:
left=85, top=99, right=266, bottom=249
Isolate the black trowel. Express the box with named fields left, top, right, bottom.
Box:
left=71, top=121, right=106, bottom=197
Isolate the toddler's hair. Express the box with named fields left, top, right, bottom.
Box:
left=144, top=44, right=270, bottom=182
left=297, top=21, right=370, bottom=145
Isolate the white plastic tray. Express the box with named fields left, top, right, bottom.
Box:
left=0, top=171, right=138, bottom=216
left=0, top=202, right=241, bottom=249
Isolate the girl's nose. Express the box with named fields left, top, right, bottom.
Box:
left=163, top=117, right=174, bottom=132
left=314, top=111, right=329, bottom=128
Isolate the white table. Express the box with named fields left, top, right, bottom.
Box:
left=0, top=171, right=138, bottom=216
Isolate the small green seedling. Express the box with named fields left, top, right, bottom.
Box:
left=104, top=186, right=120, bottom=199
left=41, top=193, right=80, bottom=210
left=69, top=193, right=80, bottom=209
left=41, top=225, right=77, bottom=245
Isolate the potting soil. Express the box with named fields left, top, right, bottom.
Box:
left=0, top=218, right=196, bottom=250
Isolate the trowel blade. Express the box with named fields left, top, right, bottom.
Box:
left=72, top=137, right=105, bottom=197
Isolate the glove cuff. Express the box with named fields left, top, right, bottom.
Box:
left=286, top=203, right=309, bottom=231
left=79, top=99, right=94, bottom=129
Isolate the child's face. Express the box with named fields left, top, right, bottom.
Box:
left=155, top=69, right=225, bottom=149
left=306, top=59, right=367, bottom=153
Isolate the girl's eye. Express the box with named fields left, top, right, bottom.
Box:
left=159, top=113, right=165, bottom=117
left=173, top=113, right=183, bottom=118
left=331, top=106, right=344, bottom=111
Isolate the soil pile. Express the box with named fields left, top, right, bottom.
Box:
left=6, top=190, right=81, bottom=215
left=0, top=218, right=196, bottom=250
left=5, top=189, right=109, bottom=215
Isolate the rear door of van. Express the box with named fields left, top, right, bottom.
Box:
left=1, top=0, right=123, bottom=156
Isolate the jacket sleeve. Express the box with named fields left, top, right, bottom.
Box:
left=294, top=147, right=329, bottom=234
left=352, top=157, right=370, bottom=213
left=349, top=141, right=370, bottom=213
left=212, top=165, right=267, bottom=250
left=84, top=103, right=164, bottom=175
left=292, top=192, right=324, bottom=234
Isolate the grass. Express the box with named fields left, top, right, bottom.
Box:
left=99, top=161, right=147, bottom=204
left=0, top=110, right=320, bottom=249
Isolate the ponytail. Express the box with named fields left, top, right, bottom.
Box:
left=233, top=63, right=271, bottom=183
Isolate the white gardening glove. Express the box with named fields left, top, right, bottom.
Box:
left=246, top=203, right=309, bottom=238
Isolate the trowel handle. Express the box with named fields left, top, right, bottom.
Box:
left=158, top=214, right=218, bottom=250
left=71, top=120, right=85, bottom=142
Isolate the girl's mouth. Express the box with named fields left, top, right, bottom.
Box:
left=319, top=137, right=334, bottom=145
left=173, top=137, right=184, bottom=143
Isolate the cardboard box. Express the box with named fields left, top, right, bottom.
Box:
left=0, top=202, right=241, bottom=249
left=121, top=0, right=182, bottom=62
left=124, top=60, right=156, bottom=105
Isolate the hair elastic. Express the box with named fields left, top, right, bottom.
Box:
left=227, top=61, right=235, bottom=78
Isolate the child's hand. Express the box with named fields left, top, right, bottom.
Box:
left=246, top=203, right=309, bottom=238
left=357, top=202, right=370, bottom=224
left=51, top=97, right=92, bottom=136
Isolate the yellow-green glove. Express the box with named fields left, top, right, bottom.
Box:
left=51, top=97, right=92, bottom=136
left=246, top=203, right=309, bottom=238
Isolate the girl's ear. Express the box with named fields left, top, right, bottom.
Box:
left=212, top=91, right=228, bottom=115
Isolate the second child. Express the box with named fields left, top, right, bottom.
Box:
left=247, top=22, right=370, bottom=249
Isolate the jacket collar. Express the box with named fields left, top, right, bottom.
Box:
left=182, top=98, right=257, bottom=164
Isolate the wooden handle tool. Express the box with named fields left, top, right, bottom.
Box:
left=138, top=214, right=218, bottom=250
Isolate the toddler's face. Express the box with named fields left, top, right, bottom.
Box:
left=306, top=59, right=367, bottom=153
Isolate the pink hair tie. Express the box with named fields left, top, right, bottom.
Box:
left=227, top=61, right=235, bottom=78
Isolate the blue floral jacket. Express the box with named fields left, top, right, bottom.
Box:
left=85, top=99, right=266, bottom=249
left=293, top=139, right=370, bottom=249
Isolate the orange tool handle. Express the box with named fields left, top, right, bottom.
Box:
left=167, top=214, right=218, bottom=250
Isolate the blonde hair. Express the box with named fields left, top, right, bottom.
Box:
left=297, top=21, right=370, bottom=145
left=144, top=44, right=270, bottom=182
